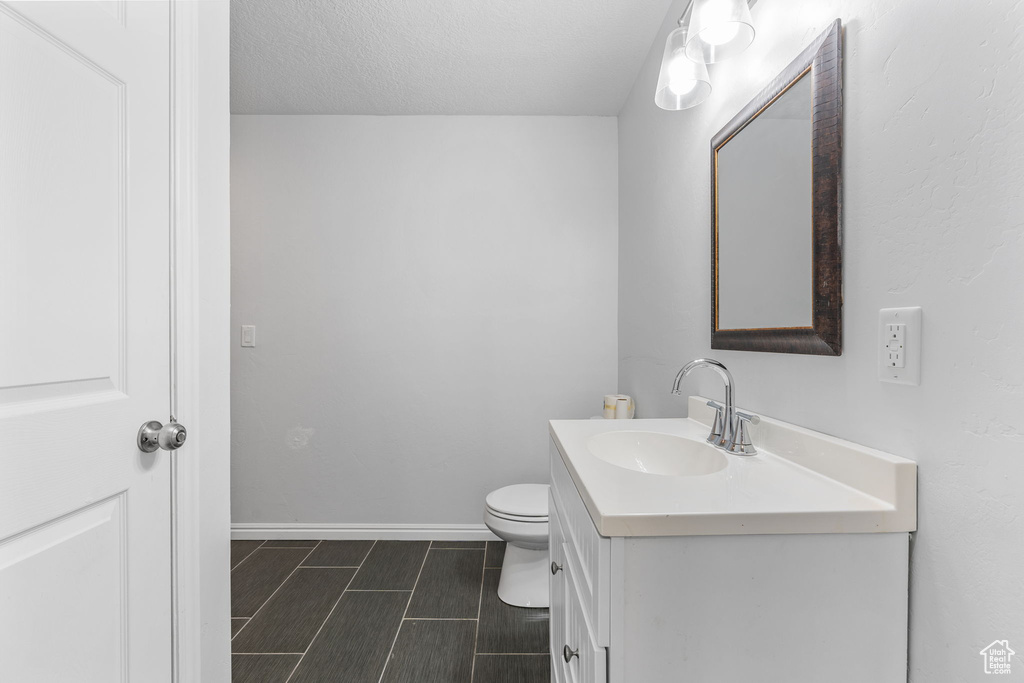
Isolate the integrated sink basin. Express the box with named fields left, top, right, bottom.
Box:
left=550, top=397, right=918, bottom=537
left=586, top=431, right=728, bottom=477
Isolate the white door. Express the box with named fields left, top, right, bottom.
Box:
left=0, top=1, right=174, bottom=681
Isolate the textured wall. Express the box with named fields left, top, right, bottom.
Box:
left=231, top=115, right=618, bottom=526
left=618, top=1, right=1024, bottom=680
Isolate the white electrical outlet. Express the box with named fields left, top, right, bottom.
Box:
left=885, top=323, right=906, bottom=368
left=879, top=308, right=921, bottom=385
left=241, top=325, right=256, bottom=348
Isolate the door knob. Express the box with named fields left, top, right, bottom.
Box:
left=138, top=420, right=188, bottom=453
left=563, top=645, right=579, bottom=663
left=551, top=561, right=563, bottom=575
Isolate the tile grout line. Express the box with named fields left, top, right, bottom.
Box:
left=283, top=539, right=378, bottom=683
left=283, top=657, right=302, bottom=683
left=402, top=547, right=484, bottom=619
left=232, top=542, right=322, bottom=643
left=469, top=548, right=488, bottom=683
left=376, top=543, right=431, bottom=683
left=230, top=539, right=267, bottom=572
left=345, top=538, right=379, bottom=587
left=231, top=617, right=249, bottom=634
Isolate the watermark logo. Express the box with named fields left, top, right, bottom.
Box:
left=980, top=640, right=1015, bottom=675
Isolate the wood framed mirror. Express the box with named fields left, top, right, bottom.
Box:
left=711, top=19, right=842, bottom=355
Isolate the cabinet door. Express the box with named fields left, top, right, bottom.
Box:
left=563, top=556, right=607, bottom=683
left=549, top=491, right=568, bottom=683
left=551, top=439, right=611, bottom=645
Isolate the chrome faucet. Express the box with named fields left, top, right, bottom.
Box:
left=671, top=358, right=759, bottom=455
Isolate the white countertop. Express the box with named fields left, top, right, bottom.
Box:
left=548, top=396, right=918, bottom=537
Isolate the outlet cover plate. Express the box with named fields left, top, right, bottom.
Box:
left=879, top=307, right=921, bottom=385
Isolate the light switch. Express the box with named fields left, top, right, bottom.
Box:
left=879, top=308, right=921, bottom=385
left=241, top=325, right=256, bottom=348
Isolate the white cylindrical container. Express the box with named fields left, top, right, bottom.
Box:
left=615, top=397, right=630, bottom=419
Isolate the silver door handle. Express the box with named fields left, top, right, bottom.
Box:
left=563, top=645, right=579, bottom=663
left=138, top=420, right=187, bottom=453
left=551, top=561, right=562, bottom=575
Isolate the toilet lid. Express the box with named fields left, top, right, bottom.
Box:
left=486, top=484, right=549, bottom=518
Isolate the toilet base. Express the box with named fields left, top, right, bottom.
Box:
left=497, top=544, right=549, bottom=608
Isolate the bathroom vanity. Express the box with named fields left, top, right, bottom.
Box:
left=547, top=397, right=917, bottom=683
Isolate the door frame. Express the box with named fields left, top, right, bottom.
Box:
left=169, top=1, right=230, bottom=681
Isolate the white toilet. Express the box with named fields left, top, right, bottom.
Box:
left=483, top=483, right=550, bottom=608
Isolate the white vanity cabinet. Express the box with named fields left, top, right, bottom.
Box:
left=549, top=454, right=609, bottom=683
left=548, top=432, right=913, bottom=683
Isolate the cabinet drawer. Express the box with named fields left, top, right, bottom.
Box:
left=550, top=439, right=610, bottom=645
left=549, top=491, right=567, bottom=683
left=561, top=554, right=607, bottom=683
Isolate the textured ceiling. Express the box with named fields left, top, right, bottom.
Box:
left=231, top=0, right=677, bottom=115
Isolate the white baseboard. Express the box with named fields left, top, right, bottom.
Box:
left=231, top=522, right=500, bottom=542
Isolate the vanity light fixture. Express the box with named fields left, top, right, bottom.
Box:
left=685, top=0, right=756, bottom=63
left=654, top=0, right=757, bottom=111
left=654, top=21, right=712, bottom=110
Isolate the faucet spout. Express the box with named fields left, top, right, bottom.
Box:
left=672, top=358, right=734, bottom=408
left=671, top=358, right=743, bottom=452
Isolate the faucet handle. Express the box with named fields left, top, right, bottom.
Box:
left=736, top=410, right=760, bottom=426
left=728, top=411, right=760, bottom=456
left=706, top=400, right=725, bottom=445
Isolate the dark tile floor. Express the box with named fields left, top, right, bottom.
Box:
left=230, top=539, right=550, bottom=683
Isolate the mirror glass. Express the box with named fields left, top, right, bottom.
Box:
left=715, top=72, right=813, bottom=330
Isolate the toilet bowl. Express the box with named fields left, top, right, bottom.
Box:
left=483, top=484, right=550, bottom=608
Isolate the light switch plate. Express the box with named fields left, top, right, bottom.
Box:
left=241, top=325, right=256, bottom=348
left=879, top=307, right=921, bottom=385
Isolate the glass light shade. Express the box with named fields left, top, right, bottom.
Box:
left=654, top=27, right=712, bottom=111
left=685, top=0, right=755, bottom=64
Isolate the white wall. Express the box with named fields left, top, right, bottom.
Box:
left=618, top=2, right=1024, bottom=681
left=231, top=115, right=618, bottom=528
